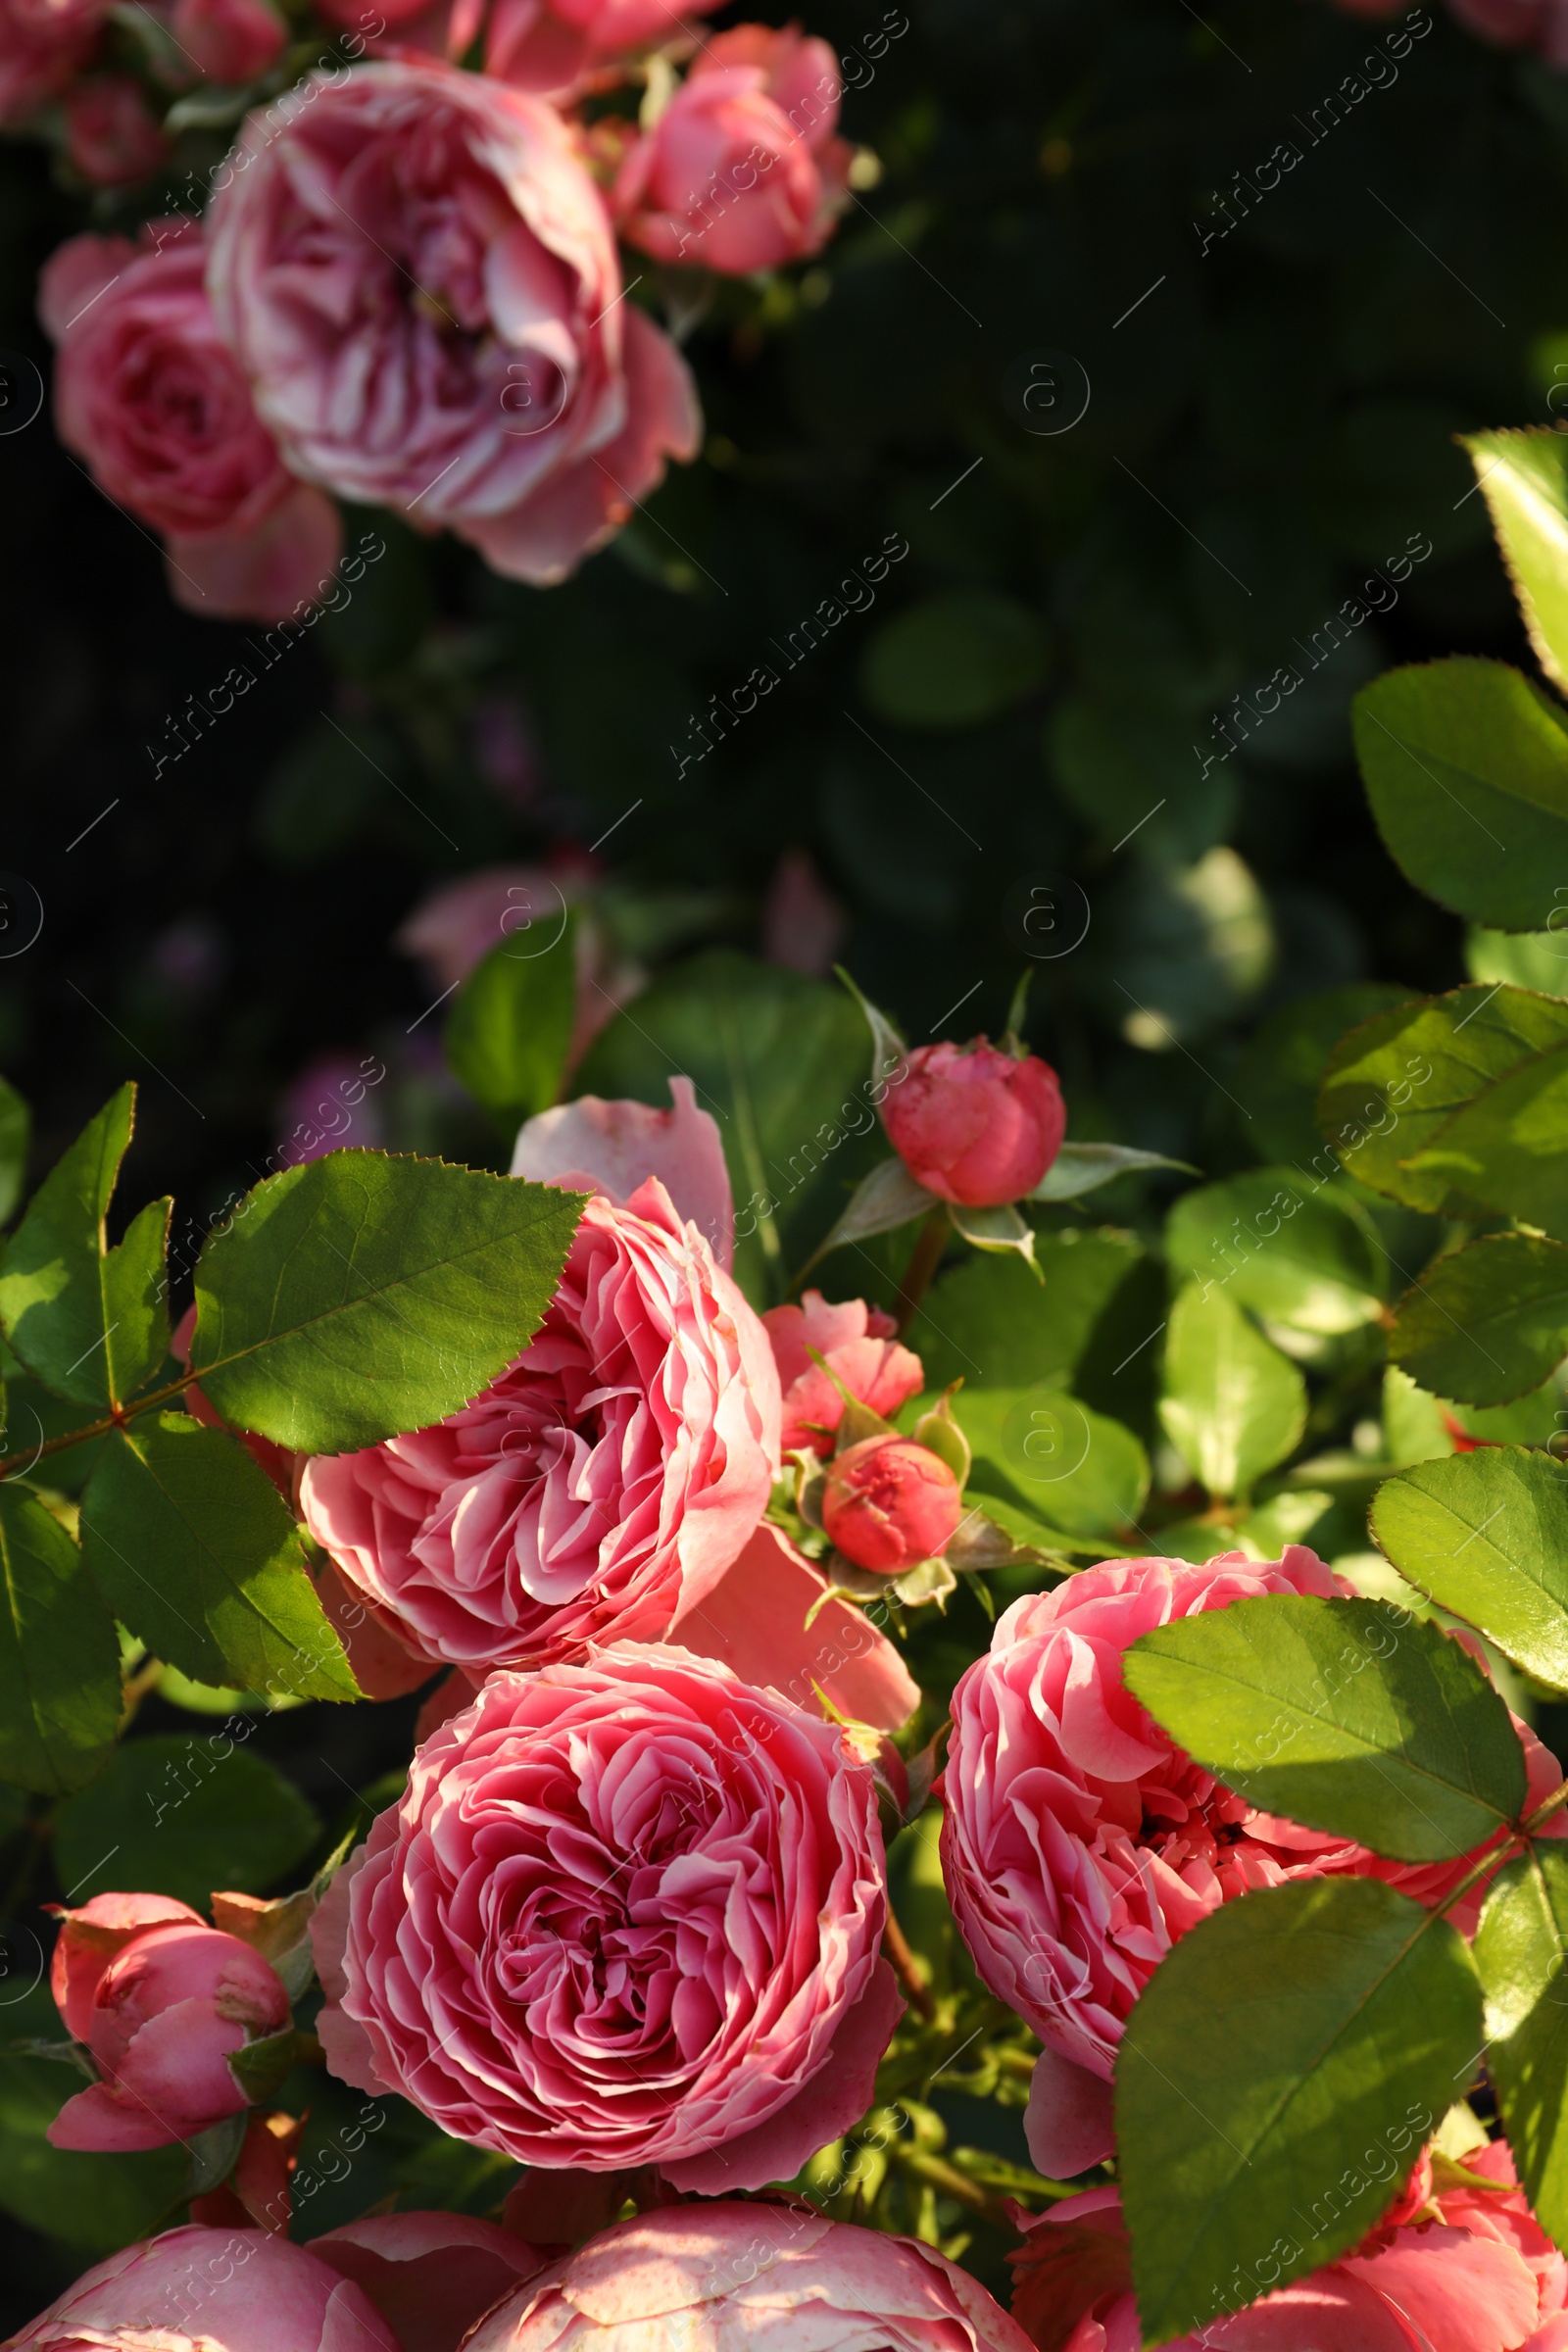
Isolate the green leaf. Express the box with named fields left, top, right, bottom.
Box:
left=948, top=1200, right=1037, bottom=1261
left=0, top=1086, right=171, bottom=1409
left=1119, top=1878, right=1483, bottom=2343
left=574, top=951, right=881, bottom=1304
left=1389, top=1234, right=1568, bottom=1406
left=1463, top=429, right=1568, bottom=694
left=1317, top=983, right=1568, bottom=1213
left=0, top=1075, right=29, bottom=1228
left=0, top=1983, right=184, bottom=2250
left=55, top=1736, right=321, bottom=1912
left=0, top=1484, right=120, bottom=1794
left=445, top=912, right=579, bottom=1133
left=1400, top=1034, right=1568, bottom=1240
left=1125, top=1594, right=1526, bottom=1862
left=1237, top=985, right=1417, bottom=1166
left=1352, top=660, right=1568, bottom=932
left=811, top=1157, right=935, bottom=1259
left=81, top=1415, right=359, bottom=1702
left=859, top=590, right=1047, bottom=731
left=1467, top=924, right=1568, bottom=999
left=1032, top=1143, right=1197, bottom=1203
left=189, top=1150, right=581, bottom=1450
left=956, top=1385, right=1150, bottom=1539
left=906, top=1231, right=1153, bottom=1396
left=1158, top=1284, right=1307, bottom=1500
left=1477, top=1842, right=1568, bottom=2247
left=1165, top=1170, right=1385, bottom=1336
left=1371, top=1447, right=1568, bottom=1686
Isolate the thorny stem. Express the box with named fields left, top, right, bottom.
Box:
left=0, top=1371, right=195, bottom=1482
left=894, top=1208, right=950, bottom=1339
left=1430, top=1778, right=1568, bottom=1935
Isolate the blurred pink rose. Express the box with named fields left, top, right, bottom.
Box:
left=275, top=1052, right=387, bottom=1170
left=0, top=0, right=108, bottom=124
left=300, top=1176, right=779, bottom=1675
left=396, top=864, right=642, bottom=1071
left=613, top=26, right=852, bottom=273
left=310, top=2216, right=547, bottom=2352
left=511, top=1076, right=733, bottom=1266
left=64, top=76, right=169, bottom=185
left=466, top=2204, right=1034, bottom=2352
left=761, top=847, right=845, bottom=975
left=941, top=1550, right=1564, bottom=2178
left=46, top=1911, right=290, bottom=2152
left=172, top=0, right=286, bottom=79
left=39, top=224, right=341, bottom=620
left=208, top=62, right=700, bottom=586
left=1447, top=0, right=1568, bottom=53
left=763, top=1287, right=923, bottom=1455
left=884, top=1037, right=1065, bottom=1207
left=476, top=0, right=726, bottom=96
left=1009, top=2143, right=1568, bottom=2352
left=10, top=2226, right=400, bottom=2352
left=310, top=1645, right=900, bottom=2188
left=823, top=1432, right=962, bottom=1569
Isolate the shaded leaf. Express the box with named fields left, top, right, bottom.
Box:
left=54, top=1738, right=320, bottom=1913
left=1477, top=1843, right=1568, bottom=2251
left=1372, top=1447, right=1568, bottom=1687
left=445, top=912, right=579, bottom=1133
left=1389, top=1234, right=1568, bottom=1406
left=1032, top=1142, right=1197, bottom=1202
left=1464, top=430, right=1568, bottom=694
left=1165, top=1169, right=1385, bottom=1336
left=0, top=1483, right=120, bottom=1795
left=1158, top=1283, right=1306, bottom=1500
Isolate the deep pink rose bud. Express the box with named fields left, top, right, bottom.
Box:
left=172, top=0, right=286, bottom=82
left=883, top=1037, right=1066, bottom=1207
left=822, top=1434, right=963, bottom=1571
left=47, top=1918, right=290, bottom=2152
left=48, top=1891, right=205, bottom=2041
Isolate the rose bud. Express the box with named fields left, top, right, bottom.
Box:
left=47, top=1915, right=291, bottom=2151
left=9, top=2225, right=400, bottom=2352
left=64, top=76, right=169, bottom=186
left=822, top=1434, right=964, bottom=1571
left=171, top=0, right=286, bottom=83
left=883, top=1037, right=1066, bottom=1207
left=763, top=1289, right=924, bottom=1457
left=48, top=1890, right=204, bottom=2039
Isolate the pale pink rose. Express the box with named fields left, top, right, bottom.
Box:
left=465, top=2204, right=1034, bottom=2352
left=39, top=225, right=341, bottom=621
left=300, top=1176, right=779, bottom=1675
left=310, top=1645, right=901, bottom=2189
left=46, top=1913, right=290, bottom=2152
left=207, top=62, right=700, bottom=587
left=941, top=1550, right=1565, bottom=2177
left=9, top=2226, right=401, bottom=2352
left=309, top=2215, right=547, bottom=2352
left=763, top=1287, right=924, bottom=1455
left=64, top=76, right=169, bottom=185
left=612, top=26, right=852, bottom=273
left=0, top=0, right=108, bottom=124
left=884, top=1037, right=1065, bottom=1207
left=172, top=0, right=285, bottom=79
left=1010, top=2144, right=1568, bottom=2352
left=476, top=0, right=725, bottom=97
left=511, top=1076, right=733, bottom=1267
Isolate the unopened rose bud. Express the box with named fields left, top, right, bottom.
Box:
left=822, top=1434, right=963, bottom=1571
left=883, top=1037, right=1065, bottom=1207
left=171, top=0, right=286, bottom=83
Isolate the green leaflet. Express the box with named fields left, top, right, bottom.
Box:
left=1158, top=1283, right=1306, bottom=1500
left=1389, top=1233, right=1568, bottom=1407
left=445, top=910, right=579, bottom=1133
left=0, top=1483, right=120, bottom=1795
left=1372, top=1447, right=1568, bottom=1687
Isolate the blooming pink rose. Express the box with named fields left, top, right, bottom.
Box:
left=207, top=62, right=700, bottom=587
left=763, top=1287, right=924, bottom=1456
left=940, top=1550, right=1564, bottom=2178
left=310, top=2216, right=547, bottom=2352
left=823, top=1433, right=963, bottom=1570
left=39, top=224, right=341, bottom=621
left=612, top=26, right=852, bottom=274
left=64, top=76, right=169, bottom=185
left=300, top=1176, right=779, bottom=1674
left=10, top=2226, right=401, bottom=2352
left=0, top=0, right=108, bottom=124
left=511, top=1077, right=733, bottom=1268
left=465, top=2203, right=1035, bottom=2352
left=172, top=0, right=286, bottom=80
left=1009, top=2143, right=1568, bottom=2352
left=310, top=1645, right=901, bottom=2189
left=883, top=1038, right=1066, bottom=1207
left=395, top=862, right=641, bottom=1069
left=476, top=0, right=726, bottom=96
left=47, top=1912, right=290, bottom=2152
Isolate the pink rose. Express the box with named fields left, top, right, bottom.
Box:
left=612, top=25, right=852, bottom=274
left=46, top=1907, right=291, bottom=2152
left=510, top=1077, right=733, bottom=1268
left=310, top=1645, right=901, bottom=2189
left=761, top=847, right=845, bottom=976
left=884, top=1037, right=1066, bottom=1207
left=940, top=1550, right=1565, bottom=2177
left=9, top=2226, right=401, bottom=2352
left=309, top=2215, right=547, bottom=2352
left=823, top=1433, right=963, bottom=1570
left=464, top=2203, right=1035, bottom=2352
left=300, top=1176, right=779, bottom=1675
left=0, top=0, right=108, bottom=124
left=47, top=1890, right=202, bottom=2037
left=39, top=224, right=342, bottom=620
left=1446, top=0, right=1568, bottom=54
left=63, top=76, right=169, bottom=185
left=207, top=62, right=700, bottom=587
left=172, top=0, right=286, bottom=81
left=479, top=0, right=725, bottom=97
left=1009, top=2143, right=1568, bottom=2352
left=763, top=1287, right=924, bottom=1456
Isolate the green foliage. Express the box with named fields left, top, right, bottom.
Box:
left=0, top=1985, right=184, bottom=2250
left=1478, top=1845, right=1568, bottom=2250
left=859, top=592, right=1047, bottom=731
left=1164, top=1170, right=1385, bottom=1337
left=1463, top=431, right=1568, bottom=694
left=190, top=1151, right=581, bottom=1449
left=1352, top=660, right=1568, bottom=931
left=445, top=912, right=579, bottom=1133
left=0, top=1076, right=28, bottom=1229
left=1372, top=1448, right=1568, bottom=1686
left=1236, top=986, right=1415, bottom=1165
left=1126, top=1594, right=1526, bottom=1863
left=1157, top=1284, right=1307, bottom=1501
left=80, top=1415, right=358, bottom=1702
left=1118, top=1880, right=1483, bottom=2344
left=957, top=1385, right=1149, bottom=1541
left=0, top=1484, right=119, bottom=1795
left=906, top=1233, right=1153, bottom=1396
left=1388, top=1234, right=1568, bottom=1405
left=54, top=1737, right=320, bottom=1912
